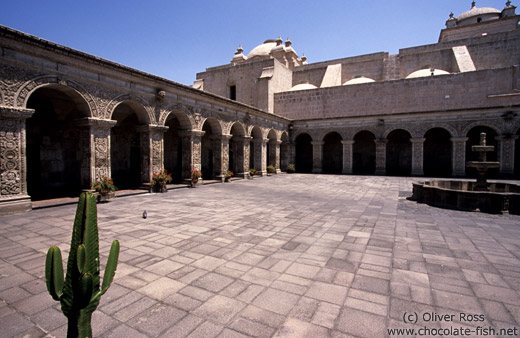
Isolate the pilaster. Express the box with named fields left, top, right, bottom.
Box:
left=270, top=140, right=282, bottom=173
left=213, top=134, right=232, bottom=181
left=451, top=137, right=468, bottom=177
left=375, top=139, right=387, bottom=175
left=496, top=135, right=518, bottom=176
left=0, top=106, right=34, bottom=215
left=232, top=136, right=252, bottom=178
left=311, top=141, right=325, bottom=173
left=179, top=130, right=205, bottom=179
left=411, top=138, right=425, bottom=176
left=136, top=124, right=168, bottom=185
left=341, top=140, right=355, bottom=174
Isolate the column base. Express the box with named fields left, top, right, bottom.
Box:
left=312, top=169, right=322, bottom=173
left=236, top=172, right=250, bottom=179
left=0, top=195, right=32, bottom=215
left=375, top=169, right=386, bottom=176
left=412, top=170, right=424, bottom=176
left=342, top=169, right=353, bottom=174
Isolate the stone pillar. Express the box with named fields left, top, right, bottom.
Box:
left=341, top=140, right=354, bottom=174
left=179, top=130, right=205, bottom=180
left=375, top=139, right=387, bottom=175
left=451, top=137, right=468, bottom=177
left=411, top=138, right=425, bottom=176
left=75, top=118, right=117, bottom=186
left=0, top=107, right=34, bottom=215
left=270, top=140, right=282, bottom=173
left=311, top=141, right=324, bottom=173
left=232, top=136, right=251, bottom=178
left=136, top=125, right=169, bottom=187
left=213, top=134, right=232, bottom=181
left=496, top=135, right=518, bottom=177
left=259, top=138, right=268, bottom=176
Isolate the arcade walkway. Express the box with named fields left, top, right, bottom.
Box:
left=1, top=175, right=519, bottom=337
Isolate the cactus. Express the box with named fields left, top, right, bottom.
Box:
left=45, top=192, right=120, bottom=338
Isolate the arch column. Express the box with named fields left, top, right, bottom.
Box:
left=252, top=138, right=268, bottom=176
left=213, top=134, right=232, bottom=181
left=75, top=117, right=117, bottom=187
left=311, top=141, right=324, bottom=173
left=0, top=107, right=34, bottom=215
left=136, top=125, right=169, bottom=187
left=375, top=139, right=387, bottom=175
left=451, top=137, right=468, bottom=177
left=411, top=138, right=425, bottom=176
left=496, top=135, right=518, bottom=177
left=341, top=140, right=354, bottom=174
left=233, top=136, right=251, bottom=178
left=269, top=140, right=282, bottom=173
left=179, top=130, right=205, bottom=180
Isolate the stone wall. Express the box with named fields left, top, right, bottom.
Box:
left=274, top=67, right=520, bottom=120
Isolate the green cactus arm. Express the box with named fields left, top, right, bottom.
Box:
left=45, top=246, right=64, bottom=301
left=77, top=244, right=87, bottom=274
left=78, top=273, right=94, bottom=309
left=83, top=192, right=101, bottom=289
left=101, top=240, right=120, bottom=294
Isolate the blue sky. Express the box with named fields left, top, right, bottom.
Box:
left=0, top=1, right=511, bottom=85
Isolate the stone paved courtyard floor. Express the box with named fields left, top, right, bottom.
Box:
left=1, top=174, right=520, bottom=338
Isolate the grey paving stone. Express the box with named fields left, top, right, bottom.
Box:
left=193, top=295, right=246, bottom=324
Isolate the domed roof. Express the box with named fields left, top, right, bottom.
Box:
left=406, top=68, right=450, bottom=79
left=289, top=83, right=318, bottom=91
left=247, top=39, right=277, bottom=59
left=456, top=3, right=501, bottom=21
left=343, top=76, right=376, bottom=86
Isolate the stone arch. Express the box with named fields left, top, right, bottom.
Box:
left=462, top=121, right=501, bottom=138
left=353, top=130, right=376, bottom=174
left=383, top=126, right=414, bottom=139
left=423, top=127, right=452, bottom=177
left=295, top=132, right=313, bottom=173
left=280, top=131, right=290, bottom=171
left=229, top=122, right=247, bottom=176
left=386, top=129, right=412, bottom=176
left=107, top=94, right=153, bottom=124
left=25, top=83, right=92, bottom=200
left=419, top=123, right=456, bottom=138
left=161, top=107, right=193, bottom=130
left=16, top=75, right=97, bottom=117
left=267, top=129, right=278, bottom=168
left=316, top=129, right=346, bottom=142
left=322, top=131, right=343, bottom=174
left=201, top=117, right=223, bottom=135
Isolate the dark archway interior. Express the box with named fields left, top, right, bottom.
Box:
left=26, top=86, right=85, bottom=200
left=353, top=131, right=376, bottom=174
left=322, top=132, right=342, bottom=174
left=295, top=133, right=313, bottom=173
left=466, top=126, right=498, bottom=178
left=164, top=116, right=183, bottom=183
left=280, top=133, right=289, bottom=171
left=424, top=128, right=452, bottom=177
left=111, top=103, right=142, bottom=189
left=386, top=129, right=412, bottom=176
left=201, top=122, right=214, bottom=179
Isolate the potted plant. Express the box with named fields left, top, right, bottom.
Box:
left=151, top=169, right=172, bottom=192
left=91, top=176, right=117, bottom=202
left=249, top=168, right=258, bottom=178
left=191, top=169, right=202, bottom=187
left=225, top=170, right=233, bottom=182
left=287, top=164, right=296, bottom=173
left=266, top=165, right=275, bottom=175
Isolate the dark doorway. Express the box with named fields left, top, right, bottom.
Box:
left=386, top=129, right=412, bottom=176
left=26, top=86, right=86, bottom=200
left=111, top=102, right=143, bottom=189
left=353, top=130, right=376, bottom=174
left=201, top=121, right=214, bottom=179
left=164, top=115, right=183, bottom=183
left=322, top=132, right=343, bottom=174
left=295, top=133, right=313, bottom=173
left=424, top=128, right=452, bottom=177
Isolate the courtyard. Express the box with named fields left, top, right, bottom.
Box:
left=1, top=174, right=520, bottom=337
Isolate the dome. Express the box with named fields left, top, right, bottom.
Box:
left=406, top=68, right=450, bottom=79
left=247, top=40, right=277, bottom=59
left=289, top=83, right=318, bottom=91
left=343, top=76, right=376, bottom=85
left=456, top=3, right=501, bottom=24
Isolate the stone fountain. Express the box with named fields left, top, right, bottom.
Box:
left=466, top=132, right=499, bottom=191
left=411, top=132, right=520, bottom=214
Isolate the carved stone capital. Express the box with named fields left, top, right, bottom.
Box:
left=135, top=124, right=169, bottom=133
left=0, top=106, right=34, bottom=120
left=74, top=117, right=117, bottom=129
